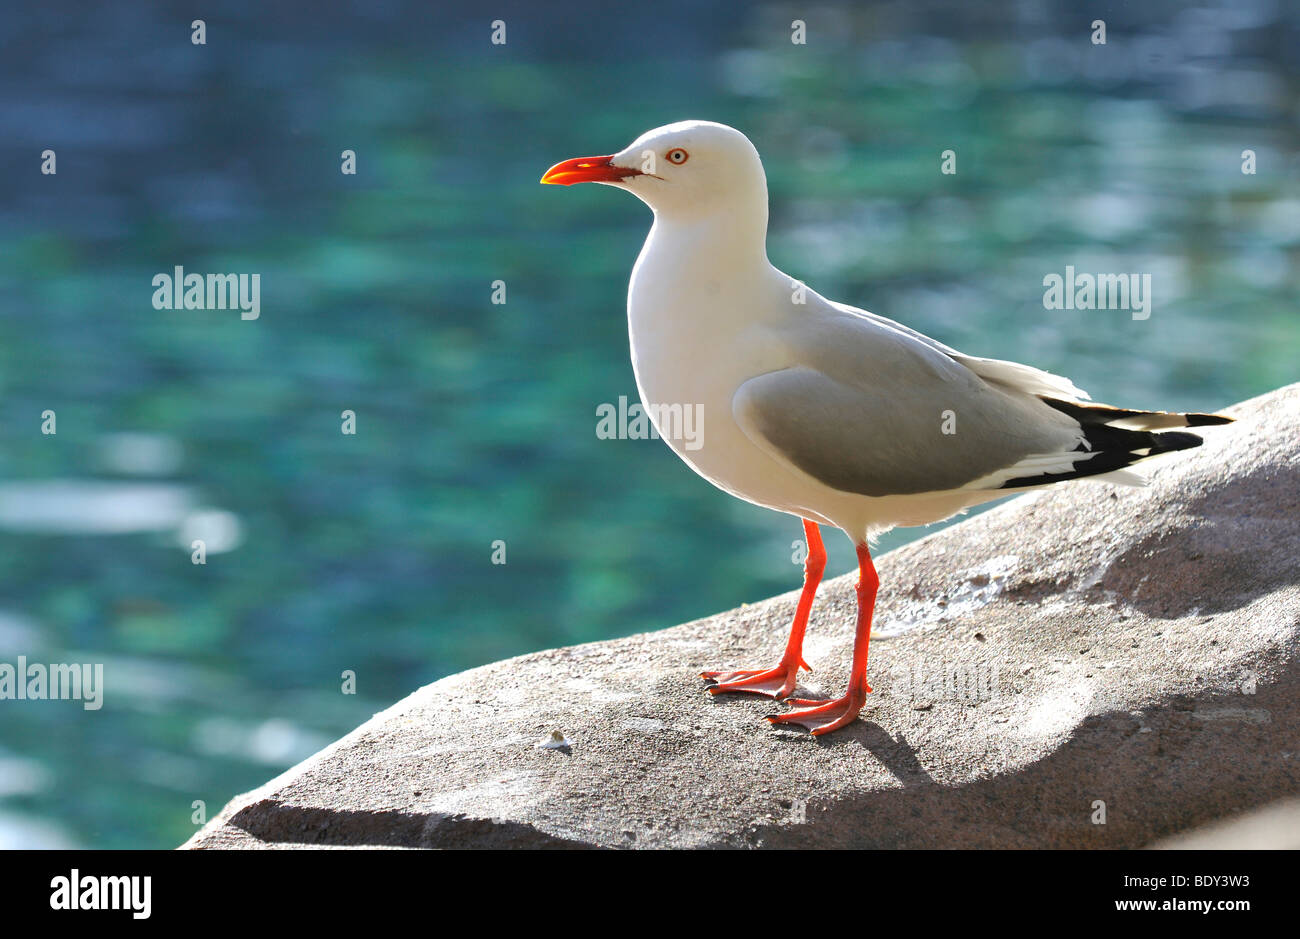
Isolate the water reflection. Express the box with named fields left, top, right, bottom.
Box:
left=0, top=481, right=194, bottom=535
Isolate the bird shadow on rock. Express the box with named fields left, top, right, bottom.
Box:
left=771, top=718, right=934, bottom=786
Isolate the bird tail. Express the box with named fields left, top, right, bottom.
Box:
left=996, top=397, right=1234, bottom=490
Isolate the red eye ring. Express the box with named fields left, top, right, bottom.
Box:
left=666, top=148, right=689, bottom=165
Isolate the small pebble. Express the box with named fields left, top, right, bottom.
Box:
left=535, top=730, right=572, bottom=750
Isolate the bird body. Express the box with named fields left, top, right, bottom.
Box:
left=543, top=120, right=1231, bottom=734
left=630, top=236, right=1085, bottom=539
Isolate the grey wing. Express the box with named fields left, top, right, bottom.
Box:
left=830, top=301, right=1091, bottom=401
left=734, top=316, right=1086, bottom=497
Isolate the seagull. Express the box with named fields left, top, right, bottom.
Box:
left=541, top=120, right=1232, bottom=735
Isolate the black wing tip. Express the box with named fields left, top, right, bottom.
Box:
left=998, top=400, right=1232, bottom=492
left=999, top=429, right=1205, bottom=490
left=1039, top=396, right=1235, bottom=429
left=1151, top=430, right=1203, bottom=453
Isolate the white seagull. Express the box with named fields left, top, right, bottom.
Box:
left=542, top=120, right=1232, bottom=735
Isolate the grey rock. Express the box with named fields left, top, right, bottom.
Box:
left=183, top=384, right=1300, bottom=849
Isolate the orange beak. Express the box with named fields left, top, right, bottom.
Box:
left=540, top=154, right=642, bottom=186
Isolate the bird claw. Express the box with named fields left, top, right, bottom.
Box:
left=701, top=662, right=801, bottom=699
left=765, top=686, right=871, bottom=735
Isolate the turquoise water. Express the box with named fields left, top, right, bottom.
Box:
left=0, top=1, right=1296, bottom=847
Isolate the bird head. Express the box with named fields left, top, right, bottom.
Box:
left=541, top=120, right=767, bottom=218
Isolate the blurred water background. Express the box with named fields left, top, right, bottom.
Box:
left=0, top=0, right=1296, bottom=847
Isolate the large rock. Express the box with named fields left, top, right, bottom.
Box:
left=184, top=384, right=1300, bottom=849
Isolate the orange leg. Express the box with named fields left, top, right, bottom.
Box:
left=701, top=519, right=825, bottom=700
left=767, top=540, right=877, bottom=735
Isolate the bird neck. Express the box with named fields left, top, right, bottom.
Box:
left=645, top=200, right=771, bottom=275
left=629, top=199, right=785, bottom=351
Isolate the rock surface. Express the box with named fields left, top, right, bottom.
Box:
left=184, top=384, right=1300, bottom=849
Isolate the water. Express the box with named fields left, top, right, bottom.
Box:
left=0, top=0, right=1296, bottom=847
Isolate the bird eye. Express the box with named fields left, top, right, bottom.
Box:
left=666, top=148, right=689, bottom=164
